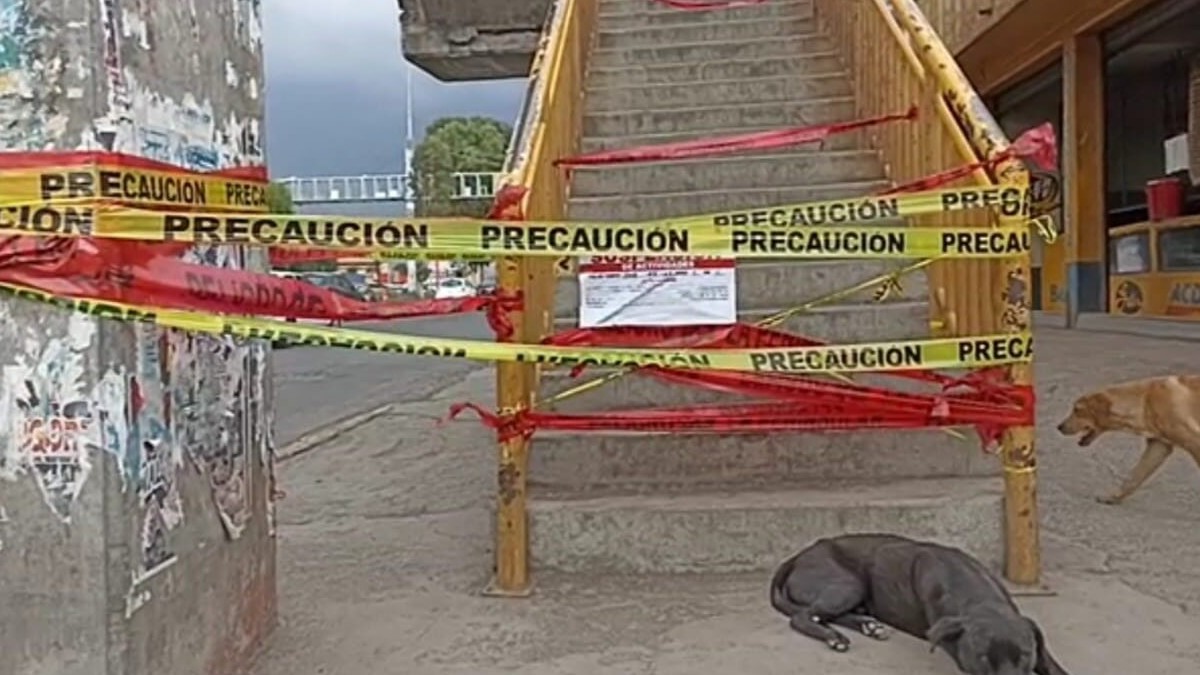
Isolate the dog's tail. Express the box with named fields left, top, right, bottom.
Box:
left=769, top=553, right=804, bottom=617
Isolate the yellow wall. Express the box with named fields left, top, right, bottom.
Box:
left=1110, top=273, right=1200, bottom=319
left=1108, top=217, right=1200, bottom=319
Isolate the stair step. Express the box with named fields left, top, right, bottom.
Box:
left=587, top=52, right=844, bottom=88
left=554, top=259, right=930, bottom=316
left=583, top=97, right=856, bottom=138
left=598, top=0, right=813, bottom=27
left=569, top=149, right=882, bottom=196
left=597, top=17, right=818, bottom=48
left=529, top=478, right=1004, bottom=573
left=531, top=428, right=990, bottom=492
left=567, top=180, right=889, bottom=221
left=590, top=35, right=835, bottom=68
left=586, top=72, right=853, bottom=113
left=579, top=126, right=863, bottom=153
left=553, top=300, right=930, bottom=341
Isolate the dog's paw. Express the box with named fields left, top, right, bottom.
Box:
left=826, top=636, right=850, bottom=652
left=860, top=620, right=890, bottom=640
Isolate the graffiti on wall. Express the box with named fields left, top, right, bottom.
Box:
left=166, top=246, right=254, bottom=543
left=0, top=0, right=57, bottom=150
left=131, top=323, right=183, bottom=578
left=99, top=0, right=129, bottom=107
left=248, top=340, right=277, bottom=535
left=231, top=0, right=264, bottom=52
left=0, top=0, right=27, bottom=73
left=0, top=314, right=129, bottom=521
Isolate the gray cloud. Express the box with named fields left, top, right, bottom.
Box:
left=261, top=0, right=527, bottom=178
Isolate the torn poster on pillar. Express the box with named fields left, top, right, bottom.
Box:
left=168, top=327, right=251, bottom=540
left=0, top=313, right=128, bottom=521
left=249, top=341, right=278, bottom=536
left=133, top=323, right=183, bottom=578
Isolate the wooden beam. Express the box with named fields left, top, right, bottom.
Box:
left=958, top=0, right=1160, bottom=95
left=1063, top=31, right=1107, bottom=323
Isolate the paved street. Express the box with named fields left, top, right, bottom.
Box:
left=251, top=323, right=1200, bottom=674
left=270, top=313, right=491, bottom=446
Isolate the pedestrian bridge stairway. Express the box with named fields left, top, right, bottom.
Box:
left=504, top=0, right=1035, bottom=580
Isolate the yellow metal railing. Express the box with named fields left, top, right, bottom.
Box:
left=490, top=0, right=597, bottom=595
left=814, top=0, right=1039, bottom=585
left=491, top=0, right=1040, bottom=592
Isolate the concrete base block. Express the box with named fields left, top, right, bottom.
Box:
left=530, top=478, right=1004, bottom=573
left=402, top=25, right=539, bottom=81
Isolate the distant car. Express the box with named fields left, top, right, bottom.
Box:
left=302, top=272, right=367, bottom=302
left=477, top=282, right=497, bottom=296
left=343, top=272, right=371, bottom=296
left=432, top=277, right=475, bottom=300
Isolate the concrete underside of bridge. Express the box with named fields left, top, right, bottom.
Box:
left=399, top=0, right=553, bottom=80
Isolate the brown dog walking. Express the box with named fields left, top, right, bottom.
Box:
left=1056, top=375, right=1200, bottom=504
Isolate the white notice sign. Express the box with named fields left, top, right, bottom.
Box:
left=578, top=255, right=737, bottom=328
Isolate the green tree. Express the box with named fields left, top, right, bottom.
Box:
left=411, top=116, right=511, bottom=218
left=266, top=181, right=296, bottom=213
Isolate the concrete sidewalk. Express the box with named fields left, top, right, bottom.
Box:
left=252, top=326, right=1200, bottom=674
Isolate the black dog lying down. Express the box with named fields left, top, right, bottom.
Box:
left=770, top=534, right=1070, bottom=675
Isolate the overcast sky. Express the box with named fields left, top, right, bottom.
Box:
left=260, top=0, right=527, bottom=179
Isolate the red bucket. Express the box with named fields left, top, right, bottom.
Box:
left=1146, top=177, right=1184, bottom=221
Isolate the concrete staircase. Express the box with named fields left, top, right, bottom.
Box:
left=529, top=0, right=1003, bottom=574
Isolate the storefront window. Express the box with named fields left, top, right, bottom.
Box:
left=1109, top=232, right=1151, bottom=274
left=1159, top=226, right=1200, bottom=271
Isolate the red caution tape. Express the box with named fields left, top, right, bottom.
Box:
left=555, top=108, right=918, bottom=168
left=496, top=322, right=1033, bottom=450
left=448, top=387, right=1032, bottom=443
left=0, top=237, right=515, bottom=323
left=481, top=184, right=529, bottom=340
left=649, top=0, right=769, bottom=10
left=883, top=122, right=1059, bottom=195
left=268, top=247, right=373, bottom=267
left=0, top=150, right=266, bottom=180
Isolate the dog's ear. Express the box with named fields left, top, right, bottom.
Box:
left=926, top=616, right=965, bottom=653
left=1080, top=392, right=1112, bottom=420
left=1024, top=618, right=1067, bottom=674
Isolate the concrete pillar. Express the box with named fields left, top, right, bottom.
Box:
left=0, top=2, right=276, bottom=674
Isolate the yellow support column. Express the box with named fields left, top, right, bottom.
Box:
left=488, top=251, right=533, bottom=597
left=1063, top=32, right=1107, bottom=328
left=891, top=0, right=1041, bottom=586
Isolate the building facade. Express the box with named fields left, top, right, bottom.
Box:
left=943, top=0, right=1200, bottom=321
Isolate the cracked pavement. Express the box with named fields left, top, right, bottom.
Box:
left=253, top=323, right=1200, bottom=674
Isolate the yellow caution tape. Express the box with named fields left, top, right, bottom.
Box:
left=1, top=198, right=1032, bottom=260
left=0, top=165, right=268, bottom=211
left=0, top=282, right=1033, bottom=373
